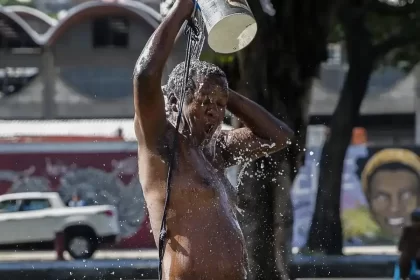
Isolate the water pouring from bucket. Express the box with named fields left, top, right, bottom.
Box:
left=195, top=0, right=257, bottom=54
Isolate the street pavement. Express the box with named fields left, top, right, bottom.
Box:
left=293, top=246, right=398, bottom=255
left=0, top=248, right=398, bottom=280
left=0, top=248, right=159, bottom=261
left=0, top=245, right=398, bottom=261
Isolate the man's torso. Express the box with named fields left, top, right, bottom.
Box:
left=138, top=124, right=247, bottom=280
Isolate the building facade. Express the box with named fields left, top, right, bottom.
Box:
left=0, top=0, right=186, bottom=119
left=308, top=43, right=419, bottom=146
left=1, top=4, right=419, bottom=145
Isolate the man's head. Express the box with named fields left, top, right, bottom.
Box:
left=362, top=149, right=420, bottom=237
left=164, top=60, right=229, bottom=145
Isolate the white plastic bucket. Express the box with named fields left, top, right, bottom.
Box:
left=196, top=0, right=258, bottom=54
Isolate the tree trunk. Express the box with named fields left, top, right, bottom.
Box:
left=236, top=0, right=337, bottom=278
left=236, top=19, right=285, bottom=279
left=306, top=2, right=375, bottom=254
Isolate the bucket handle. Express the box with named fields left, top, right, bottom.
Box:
left=191, top=0, right=201, bottom=11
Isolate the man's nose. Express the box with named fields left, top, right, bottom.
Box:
left=390, top=194, right=400, bottom=213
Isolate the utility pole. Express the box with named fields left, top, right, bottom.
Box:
left=41, top=47, right=56, bottom=119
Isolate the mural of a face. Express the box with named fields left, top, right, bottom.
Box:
left=362, top=149, right=420, bottom=238
left=368, top=165, right=419, bottom=236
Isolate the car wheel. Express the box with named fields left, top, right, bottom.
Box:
left=65, top=233, right=97, bottom=259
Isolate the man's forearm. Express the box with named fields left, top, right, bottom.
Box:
left=133, top=0, right=192, bottom=80
left=227, top=89, right=294, bottom=144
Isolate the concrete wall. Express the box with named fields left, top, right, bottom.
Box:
left=0, top=13, right=186, bottom=119
left=368, top=127, right=414, bottom=146
left=17, top=16, right=52, bottom=34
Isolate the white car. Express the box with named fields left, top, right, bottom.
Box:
left=0, top=192, right=120, bottom=259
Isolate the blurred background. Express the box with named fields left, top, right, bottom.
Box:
left=1, top=0, right=420, bottom=279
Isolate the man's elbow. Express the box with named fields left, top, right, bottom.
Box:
left=133, top=60, right=161, bottom=84
left=133, top=69, right=153, bottom=85
left=133, top=70, right=161, bottom=98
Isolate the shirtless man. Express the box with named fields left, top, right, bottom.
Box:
left=133, top=0, right=294, bottom=279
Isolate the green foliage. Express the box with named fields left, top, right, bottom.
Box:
left=328, top=23, right=344, bottom=43
left=388, top=45, right=420, bottom=72
left=366, top=13, right=406, bottom=46
left=329, top=1, right=420, bottom=72
left=367, top=1, right=420, bottom=71
left=0, top=0, right=33, bottom=6
left=47, top=13, right=58, bottom=19
left=201, top=50, right=235, bottom=66
left=341, top=206, right=380, bottom=240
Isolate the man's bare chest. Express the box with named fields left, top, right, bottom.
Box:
left=173, top=149, right=237, bottom=205
left=176, top=149, right=224, bottom=188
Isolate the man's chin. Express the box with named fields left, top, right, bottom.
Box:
left=190, top=127, right=220, bottom=146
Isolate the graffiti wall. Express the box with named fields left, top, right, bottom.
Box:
left=2, top=142, right=419, bottom=249
left=292, top=145, right=420, bottom=248
left=0, top=142, right=155, bottom=249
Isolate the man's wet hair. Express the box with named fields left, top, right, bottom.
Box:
left=163, top=60, right=227, bottom=107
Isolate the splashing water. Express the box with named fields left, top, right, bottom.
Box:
left=237, top=160, right=252, bottom=187
left=190, top=11, right=206, bottom=59
left=204, top=123, right=223, bottom=161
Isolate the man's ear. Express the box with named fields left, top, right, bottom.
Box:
left=168, top=93, right=178, bottom=113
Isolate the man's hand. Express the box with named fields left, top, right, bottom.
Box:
left=226, top=89, right=293, bottom=149
left=174, top=0, right=195, bottom=19
left=214, top=89, right=294, bottom=167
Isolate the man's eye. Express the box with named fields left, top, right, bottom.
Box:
left=401, top=191, right=413, bottom=200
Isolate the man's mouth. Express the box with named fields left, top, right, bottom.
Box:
left=387, top=217, right=405, bottom=226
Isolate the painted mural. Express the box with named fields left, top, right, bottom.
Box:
left=2, top=142, right=419, bottom=249
left=292, top=145, right=420, bottom=248
left=0, top=142, right=240, bottom=249
left=0, top=143, right=155, bottom=249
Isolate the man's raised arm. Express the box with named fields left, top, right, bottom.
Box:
left=217, top=89, right=294, bottom=167
left=133, top=0, right=193, bottom=147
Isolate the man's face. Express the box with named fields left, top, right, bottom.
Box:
left=369, top=168, right=419, bottom=237
left=183, top=75, right=228, bottom=145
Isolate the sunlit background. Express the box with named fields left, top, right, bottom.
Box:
left=1, top=0, right=420, bottom=279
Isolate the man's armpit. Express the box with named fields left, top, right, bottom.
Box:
left=155, top=121, right=177, bottom=164
left=213, top=131, right=237, bottom=167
